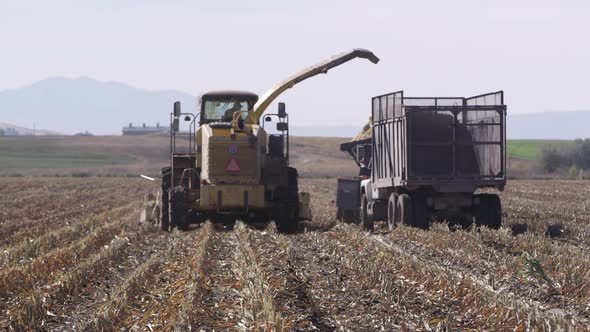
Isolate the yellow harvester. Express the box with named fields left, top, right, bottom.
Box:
left=158, top=49, right=379, bottom=232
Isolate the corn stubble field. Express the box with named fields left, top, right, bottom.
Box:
left=0, top=178, right=589, bottom=331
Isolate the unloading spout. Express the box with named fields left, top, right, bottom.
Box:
left=248, top=48, right=379, bottom=123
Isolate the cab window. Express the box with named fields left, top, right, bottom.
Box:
left=203, top=99, right=250, bottom=123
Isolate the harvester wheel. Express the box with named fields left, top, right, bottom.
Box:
left=396, top=194, right=413, bottom=227
left=277, top=206, right=298, bottom=233
left=160, top=167, right=171, bottom=231
left=360, top=193, right=374, bottom=231
left=338, top=209, right=359, bottom=223
left=169, top=188, right=189, bottom=231
left=346, top=209, right=360, bottom=223
left=276, top=167, right=300, bottom=234
left=474, top=194, right=502, bottom=229
left=387, top=192, right=399, bottom=231
left=211, top=216, right=235, bottom=230
left=287, top=167, right=299, bottom=202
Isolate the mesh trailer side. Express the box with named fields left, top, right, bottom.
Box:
left=406, top=91, right=506, bottom=181
left=370, top=90, right=506, bottom=190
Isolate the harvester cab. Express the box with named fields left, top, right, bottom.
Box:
left=156, top=48, right=379, bottom=232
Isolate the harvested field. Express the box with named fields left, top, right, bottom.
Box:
left=0, top=177, right=589, bottom=330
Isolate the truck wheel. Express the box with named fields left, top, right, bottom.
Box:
left=169, top=188, right=188, bottom=231
left=387, top=192, right=398, bottom=231
left=396, top=194, right=413, bottom=227
left=413, top=195, right=429, bottom=230
left=360, top=193, right=374, bottom=231
left=160, top=167, right=171, bottom=231
left=474, top=194, right=502, bottom=229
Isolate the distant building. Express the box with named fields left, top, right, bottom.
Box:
left=75, top=131, right=94, bottom=136
left=122, top=122, right=169, bottom=136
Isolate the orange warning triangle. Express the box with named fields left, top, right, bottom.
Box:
left=225, top=157, right=241, bottom=173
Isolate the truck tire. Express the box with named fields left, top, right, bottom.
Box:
left=413, top=195, right=429, bottom=230
left=396, top=194, right=413, bottom=227
left=360, top=193, right=374, bottom=231
left=169, top=188, right=189, bottom=231
left=387, top=192, right=398, bottom=231
left=474, top=194, right=502, bottom=229
left=160, top=167, right=171, bottom=231
left=336, top=207, right=343, bottom=221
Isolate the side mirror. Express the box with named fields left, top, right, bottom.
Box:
left=278, top=102, right=286, bottom=118
left=277, top=122, right=288, bottom=131
left=173, top=101, right=181, bottom=117
left=265, top=116, right=272, bottom=122
left=172, top=118, right=179, bottom=132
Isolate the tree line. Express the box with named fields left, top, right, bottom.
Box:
left=541, top=139, right=590, bottom=174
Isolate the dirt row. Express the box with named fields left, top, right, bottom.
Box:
left=0, top=177, right=588, bottom=330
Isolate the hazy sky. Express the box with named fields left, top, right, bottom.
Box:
left=1, top=0, right=589, bottom=126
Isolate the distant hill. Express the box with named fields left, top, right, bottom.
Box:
left=292, top=110, right=590, bottom=139
left=508, top=111, right=590, bottom=139
left=0, top=77, right=196, bottom=135
left=290, top=125, right=360, bottom=137
left=0, top=122, right=62, bottom=136
left=294, top=110, right=590, bottom=139
left=1, top=77, right=588, bottom=139
left=0, top=135, right=559, bottom=178
left=0, top=135, right=358, bottom=178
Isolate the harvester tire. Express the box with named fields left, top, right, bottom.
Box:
left=337, top=209, right=358, bottom=223
left=277, top=206, right=298, bottom=233
left=396, top=194, right=413, bottom=227
left=169, top=188, right=189, bottom=231
left=211, top=216, right=236, bottom=230
left=474, top=194, right=502, bottom=229
left=275, top=167, right=299, bottom=234
left=287, top=167, right=299, bottom=202
left=160, top=167, right=171, bottom=231
left=360, top=193, right=374, bottom=231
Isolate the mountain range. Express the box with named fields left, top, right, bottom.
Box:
left=0, top=77, right=196, bottom=135
left=0, top=122, right=61, bottom=136
left=0, top=77, right=588, bottom=139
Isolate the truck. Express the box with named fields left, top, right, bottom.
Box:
left=335, top=138, right=370, bottom=222
left=158, top=49, right=379, bottom=233
left=339, top=90, right=507, bottom=231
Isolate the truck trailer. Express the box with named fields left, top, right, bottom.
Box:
left=340, top=90, right=507, bottom=231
